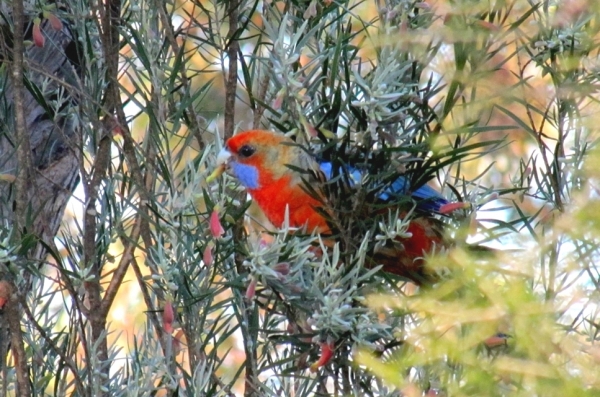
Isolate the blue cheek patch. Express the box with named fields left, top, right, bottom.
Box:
left=231, top=162, right=260, bottom=190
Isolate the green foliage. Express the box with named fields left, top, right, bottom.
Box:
left=1, top=0, right=599, bottom=396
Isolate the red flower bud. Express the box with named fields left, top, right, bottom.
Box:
left=439, top=202, right=470, bottom=215
left=112, top=125, right=124, bottom=137
left=163, top=301, right=174, bottom=334
left=0, top=280, right=11, bottom=309
left=47, top=13, right=63, bottom=31
left=272, top=262, right=290, bottom=276
left=475, top=20, right=500, bottom=31
left=245, top=277, right=257, bottom=301
left=399, top=20, right=408, bottom=32
left=32, top=20, right=45, bottom=48
left=209, top=207, right=225, bottom=238
left=484, top=333, right=510, bottom=348
left=272, top=88, right=285, bottom=110
left=300, top=114, right=318, bottom=138
left=203, top=243, right=214, bottom=267
left=310, top=341, right=334, bottom=372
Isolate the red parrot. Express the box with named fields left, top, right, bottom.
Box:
left=210, top=129, right=456, bottom=284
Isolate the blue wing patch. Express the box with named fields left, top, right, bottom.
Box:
left=318, top=161, right=448, bottom=213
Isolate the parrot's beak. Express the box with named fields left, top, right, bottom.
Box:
left=206, top=148, right=232, bottom=183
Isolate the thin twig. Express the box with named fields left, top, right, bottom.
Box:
left=8, top=1, right=33, bottom=395
left=20, top=296, right=85, bottom=395
left=252, top=70, right=270, bottom=129
left=81, top=0, right=124, bottom=392
left=224, top=0, right=240, bottom=140
left=5, top=288, right=28, bottom=397
left=12, top=3, right=33, bottom=222
left=100, top=215, right=142, bottom=317
left=157, top=2, right=207, bottom=150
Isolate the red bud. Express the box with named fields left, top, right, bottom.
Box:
left=272, top=262, right=290, bottom=276
left=203, top=243, right=214, bottom=267
left=209, top=207, right=225, bottom=238
left=32, top=20, right=45, bottom=48
left=399, top=20, right=408, bottom=32
left=310, top=341, right=334, bottom=372
left=273, top=88, right=285, bottom=110
left=47, top=13, right=63, bottom=31
left=439, top=202, right=470, bottom=214
left=475, top=20, right=500, bottom=31
left=258, top=236, right=272, bottom=249
left=163, top=301, right=174, bottom=334
left=300, top=114, right=318, bottom=138
left=112, top=125, right=124, bottom=137
left=0, top=280, right=11, bottom=309
left=245, top=277, right=257, bottom=301
left=484, top=333, right=510, bottom=348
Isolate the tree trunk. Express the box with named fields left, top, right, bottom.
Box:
left=0, top=19, right=81, bottom=251
left=0, top=15, right=81, bottom=394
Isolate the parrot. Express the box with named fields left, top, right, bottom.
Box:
left=209, top=129, right=459, bottom=284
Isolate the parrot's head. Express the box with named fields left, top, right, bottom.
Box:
left=209, top=130, right=317, bottom=191
left=207, top=129, right=329, bottom=233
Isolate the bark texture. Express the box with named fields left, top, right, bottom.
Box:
left=0, top=19, right=81, bottom=255
left=0, top=16, right=82, bottom=392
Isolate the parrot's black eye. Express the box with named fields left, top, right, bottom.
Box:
left=238, top=145, right=256, bottom=158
